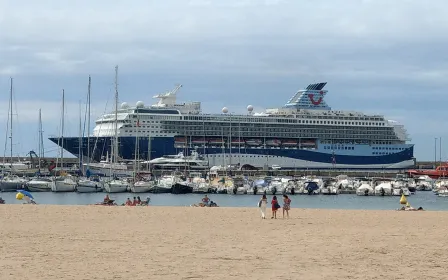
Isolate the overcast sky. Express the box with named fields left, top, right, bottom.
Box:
left=0, top=0, right=447, bottom=161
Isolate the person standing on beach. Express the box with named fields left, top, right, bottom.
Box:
left=259, top=194, right=268, bottom=219
left=271, top=195, right=280, bottom=219
left=282, top=194, right=291, bottom=219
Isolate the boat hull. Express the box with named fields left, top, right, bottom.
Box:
left=0, top=181, right=24, bottom=192
left=51, top=181, right=76, bottom=192
left=172, top=183, right=193, bottom=194
left=130, top=182, right=154, bottom=193
left=104, top=181, right=129, bottom=193
left=26, top=184, right=51, bottom=192
left=49, top=136, right=415, bottom=170
left=77, top=180, right=104, bottom=193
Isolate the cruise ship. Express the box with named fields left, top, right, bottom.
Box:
left=49, top=82, right=415, bottom=170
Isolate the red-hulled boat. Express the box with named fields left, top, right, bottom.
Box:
left=407, top=164, right=448, bottom=179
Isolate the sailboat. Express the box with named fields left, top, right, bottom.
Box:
left=104, top=66, right=129, bottom=193
left=26, top=109, right=52, bottom=192
left=51, top=89, right=77, bottom=192
left=0, top=78, right=29, bottom=192
left=130, top=113, right=154, bottom=193
left=77, top=76, right=105, bottom=193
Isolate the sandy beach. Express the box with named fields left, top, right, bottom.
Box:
left=0, top=205, right=447, bottom=280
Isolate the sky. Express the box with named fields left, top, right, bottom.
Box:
left=0, top=0, right=447, bottom=161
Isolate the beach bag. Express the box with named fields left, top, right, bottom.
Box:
left=258, top=200, right=262, bottom=207
left=275, top=202, right=281, bottom=209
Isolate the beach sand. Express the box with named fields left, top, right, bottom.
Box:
left=0, top=205, right=447, bottom=280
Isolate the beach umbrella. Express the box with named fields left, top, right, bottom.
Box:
left=17, top=190, right=34, bottom=200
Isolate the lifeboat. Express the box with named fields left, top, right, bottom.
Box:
left=231, top=139, right=245, bottom=145
left=174, top=137, right=187, bottom=143
left=407, top=164, right=448, bottom=179
left=266, top=139, right=281, bottom=146
left=245, top=139, right=262, bottom=146
left=282, top=140, right=298, bottom=146
left=209, top=138, right=224, bottom=145
left=191, top=137, right=207, bottom=144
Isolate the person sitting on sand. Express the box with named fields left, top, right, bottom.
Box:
left=137, top=196, right=142, bottom=205
left=104, top=195, right=111, bottom=203
left=132, top=197, right=138, bottom=206
left=0, top=197, right=5, bottom=204
left=209, top=201, right=218, bottom=207
left=202, top=195, right=210, bottom=206
left=144, top=197, right=150, bottom=206
left=125, top=198, right=133, bottom=206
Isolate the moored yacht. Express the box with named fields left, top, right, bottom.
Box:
left=150, top=150, right=209, bottom=171
left=26, top=177, right=52, bottom=192
left=51, top=175, right=77, bottom=192
left=0, top=175, right=28, bottom=192
left=104, top=177, right=129, bottom=193
left=77, top=176, right=104, bottom=193
left=130, top=179, right=155, bottom=193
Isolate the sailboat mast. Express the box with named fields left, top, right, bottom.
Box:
left=87, top=75, right=91, bottom=165
left=78, top=100, right=82, bottom=168
left=134, top=111, right=139, bottom=180
left=9, top=77, right=13, bottom=162
left=38, top=109, right=42, bottom=170
left=114, top=66, right=119, bottom=163
left=61, top=89, right=65, bottom=170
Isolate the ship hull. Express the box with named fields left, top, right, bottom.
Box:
left=49, top=136, right=415, bottom=170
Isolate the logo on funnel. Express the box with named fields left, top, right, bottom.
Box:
left=308, top=91, right=324, bottom=105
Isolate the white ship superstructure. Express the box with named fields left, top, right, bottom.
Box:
left=51, top=83, right=414, bottom=170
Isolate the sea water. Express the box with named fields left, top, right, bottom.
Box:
left=1, top=191, right=446, bottom=210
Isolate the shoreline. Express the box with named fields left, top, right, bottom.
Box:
left=0, top=204, right=434, bottom=211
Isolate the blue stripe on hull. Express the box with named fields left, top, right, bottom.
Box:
left=49, top=136, right=414, bottom=167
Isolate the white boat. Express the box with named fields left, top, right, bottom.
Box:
left=0, top=175, right=28, bottom=192
left=191, top=181, right=211, bottom=194
left=437, top=187, right=448, bottom=197
left=130, top=180, right=154, bottom=193
left=374, top=181, right=393, bottom=196
left=77, top=177, right=104, bottom=193
left=149, top=150, right=209, bottom=171
left=321, top=179, right=340, bottom=195
left=51, top=176, right=77, bottom=192
left=392, top=187, right=410, bottom=196
left=83, top=159, right=133, bottom=177
left=104, top=178, right=129, bottom=193
left=153, top=175, right=174, bottom=193
left=356, top=183, right=374, bottom=196
left=415, top=175, right=433, bottom=191
left=26, top=177, right=52, bottom=192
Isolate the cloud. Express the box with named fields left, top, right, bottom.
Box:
left=0, top=0, right=447, bottom=160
